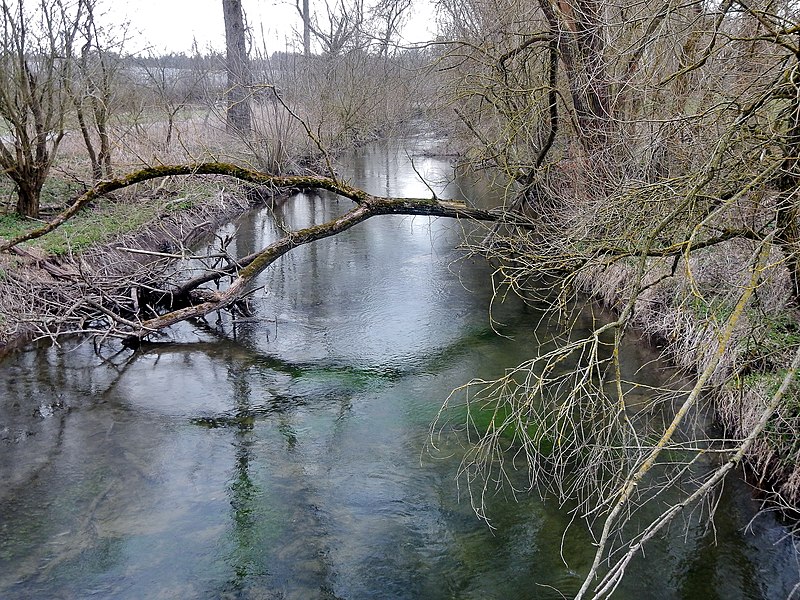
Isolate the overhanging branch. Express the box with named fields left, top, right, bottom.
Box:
left=0, top=162, right=377, bottom=252
left=124, top=190, right=503, bottom=344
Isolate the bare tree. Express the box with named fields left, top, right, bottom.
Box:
left=138, top=51, right=207, bottom=150
left=277, top=1, right=422, bottom=158
left=70, top=0, right=122, bottom=181
left=296, top=0, right=366, bottom=57
left=370, top=0, right=413, bottom=57
left=0, top=0, right=795, bottom=595
left=0, top=0, right=82, bottom=217
left=302, top=0, right=311, bottom=56
left=0, top=162, right=503, bottom=346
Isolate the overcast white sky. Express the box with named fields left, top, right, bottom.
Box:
left=114, top=0, right=437, bottom=55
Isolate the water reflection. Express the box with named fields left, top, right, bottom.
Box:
left=0, top=137, right=798, bottom=599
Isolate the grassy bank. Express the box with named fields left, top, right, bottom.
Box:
left=0, top=175, right=253, bottom=353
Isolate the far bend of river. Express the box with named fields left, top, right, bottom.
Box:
left=1, top=135, right=799, bottom=599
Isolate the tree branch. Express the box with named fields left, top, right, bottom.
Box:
left=0, top=161, right=507, bottom=343
left=123, top=189, right=502, bottom=343
left=0, top=162, right=380, bottom=252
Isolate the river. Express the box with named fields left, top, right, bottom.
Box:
left=1, top=135, right=798, bottom=599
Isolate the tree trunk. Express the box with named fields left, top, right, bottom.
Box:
left=303, top=0, right=311, bottom=56
left=15, top=178, right=42, bottom=218
left=75, top=104, right=102, bottom=181
left=539, top=0, right=613, bottom=153
left=777, top=56, right=800, bottom=303
left=95, top=94, right=113, bottom=179
left=0, top=161, right=504, bottom=343
left=222, top=0, right=251, bottom=135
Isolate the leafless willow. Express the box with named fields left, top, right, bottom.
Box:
left=429, top=0, right=800, bottom=596
left=0, top=0, right=83, bottom=217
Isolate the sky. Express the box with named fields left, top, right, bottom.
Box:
left=114, top=0, right=437, bottom=55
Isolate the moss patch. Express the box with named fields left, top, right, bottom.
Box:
left=467, top=400, right=555, bottom=455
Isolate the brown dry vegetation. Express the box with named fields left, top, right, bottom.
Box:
left=0, top=174, right=254, bottom=353
left=2, top=0, right=800, bottom=597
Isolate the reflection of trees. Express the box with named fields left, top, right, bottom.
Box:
left=0, top=405, right=71, bottom=588
left=0, top=342, right=134, bottom=502
left=4, top=275, right=795, bottom=597
left=225, top=361, right=263, bottom=591
left=676, top=484, right=761, bottom=599
left=218, top=349, right=349, bottom=595
left=0, top=344, right=138, bottom=589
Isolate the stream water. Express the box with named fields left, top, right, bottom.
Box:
left=1, top=136, right=799, bottom=599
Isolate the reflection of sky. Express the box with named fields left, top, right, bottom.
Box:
left=344, top=138, right=464, bottom=199
left=239, top=206, right=489, bottom=369
left=3, top=333, right=798, bottom=599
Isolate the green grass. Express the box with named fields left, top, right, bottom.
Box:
left=743, top=368, right=800, bottom=405
left=0, top=214, right=30, bottom=239
left=1, top=196, right=175, bottom=256
left=734, top=309, right=800, bottom=372
left=164, top=197, right=198, bottom=212
left=688, top=295, right=734, bottom=324
left=0, top=170, right=225, bottom=256
left=762, top=312, right=800, bottom=353
left=47, top=201, right=163, bottom=254
left=40, top=178, right=85, bottom=210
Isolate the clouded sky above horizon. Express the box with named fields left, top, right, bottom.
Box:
left=113, top=0, right=436, bottom=55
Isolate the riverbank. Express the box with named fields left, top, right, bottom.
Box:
left=0, top=177, right=270, bottom=358
left=574, top=239, right=800, bottom=512
left=452, top=139, right=800, bottom=519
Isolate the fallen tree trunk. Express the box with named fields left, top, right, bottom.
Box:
left=125, top=192, right=503, bottom=345
left=0, top=162, right=505, bottom=345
